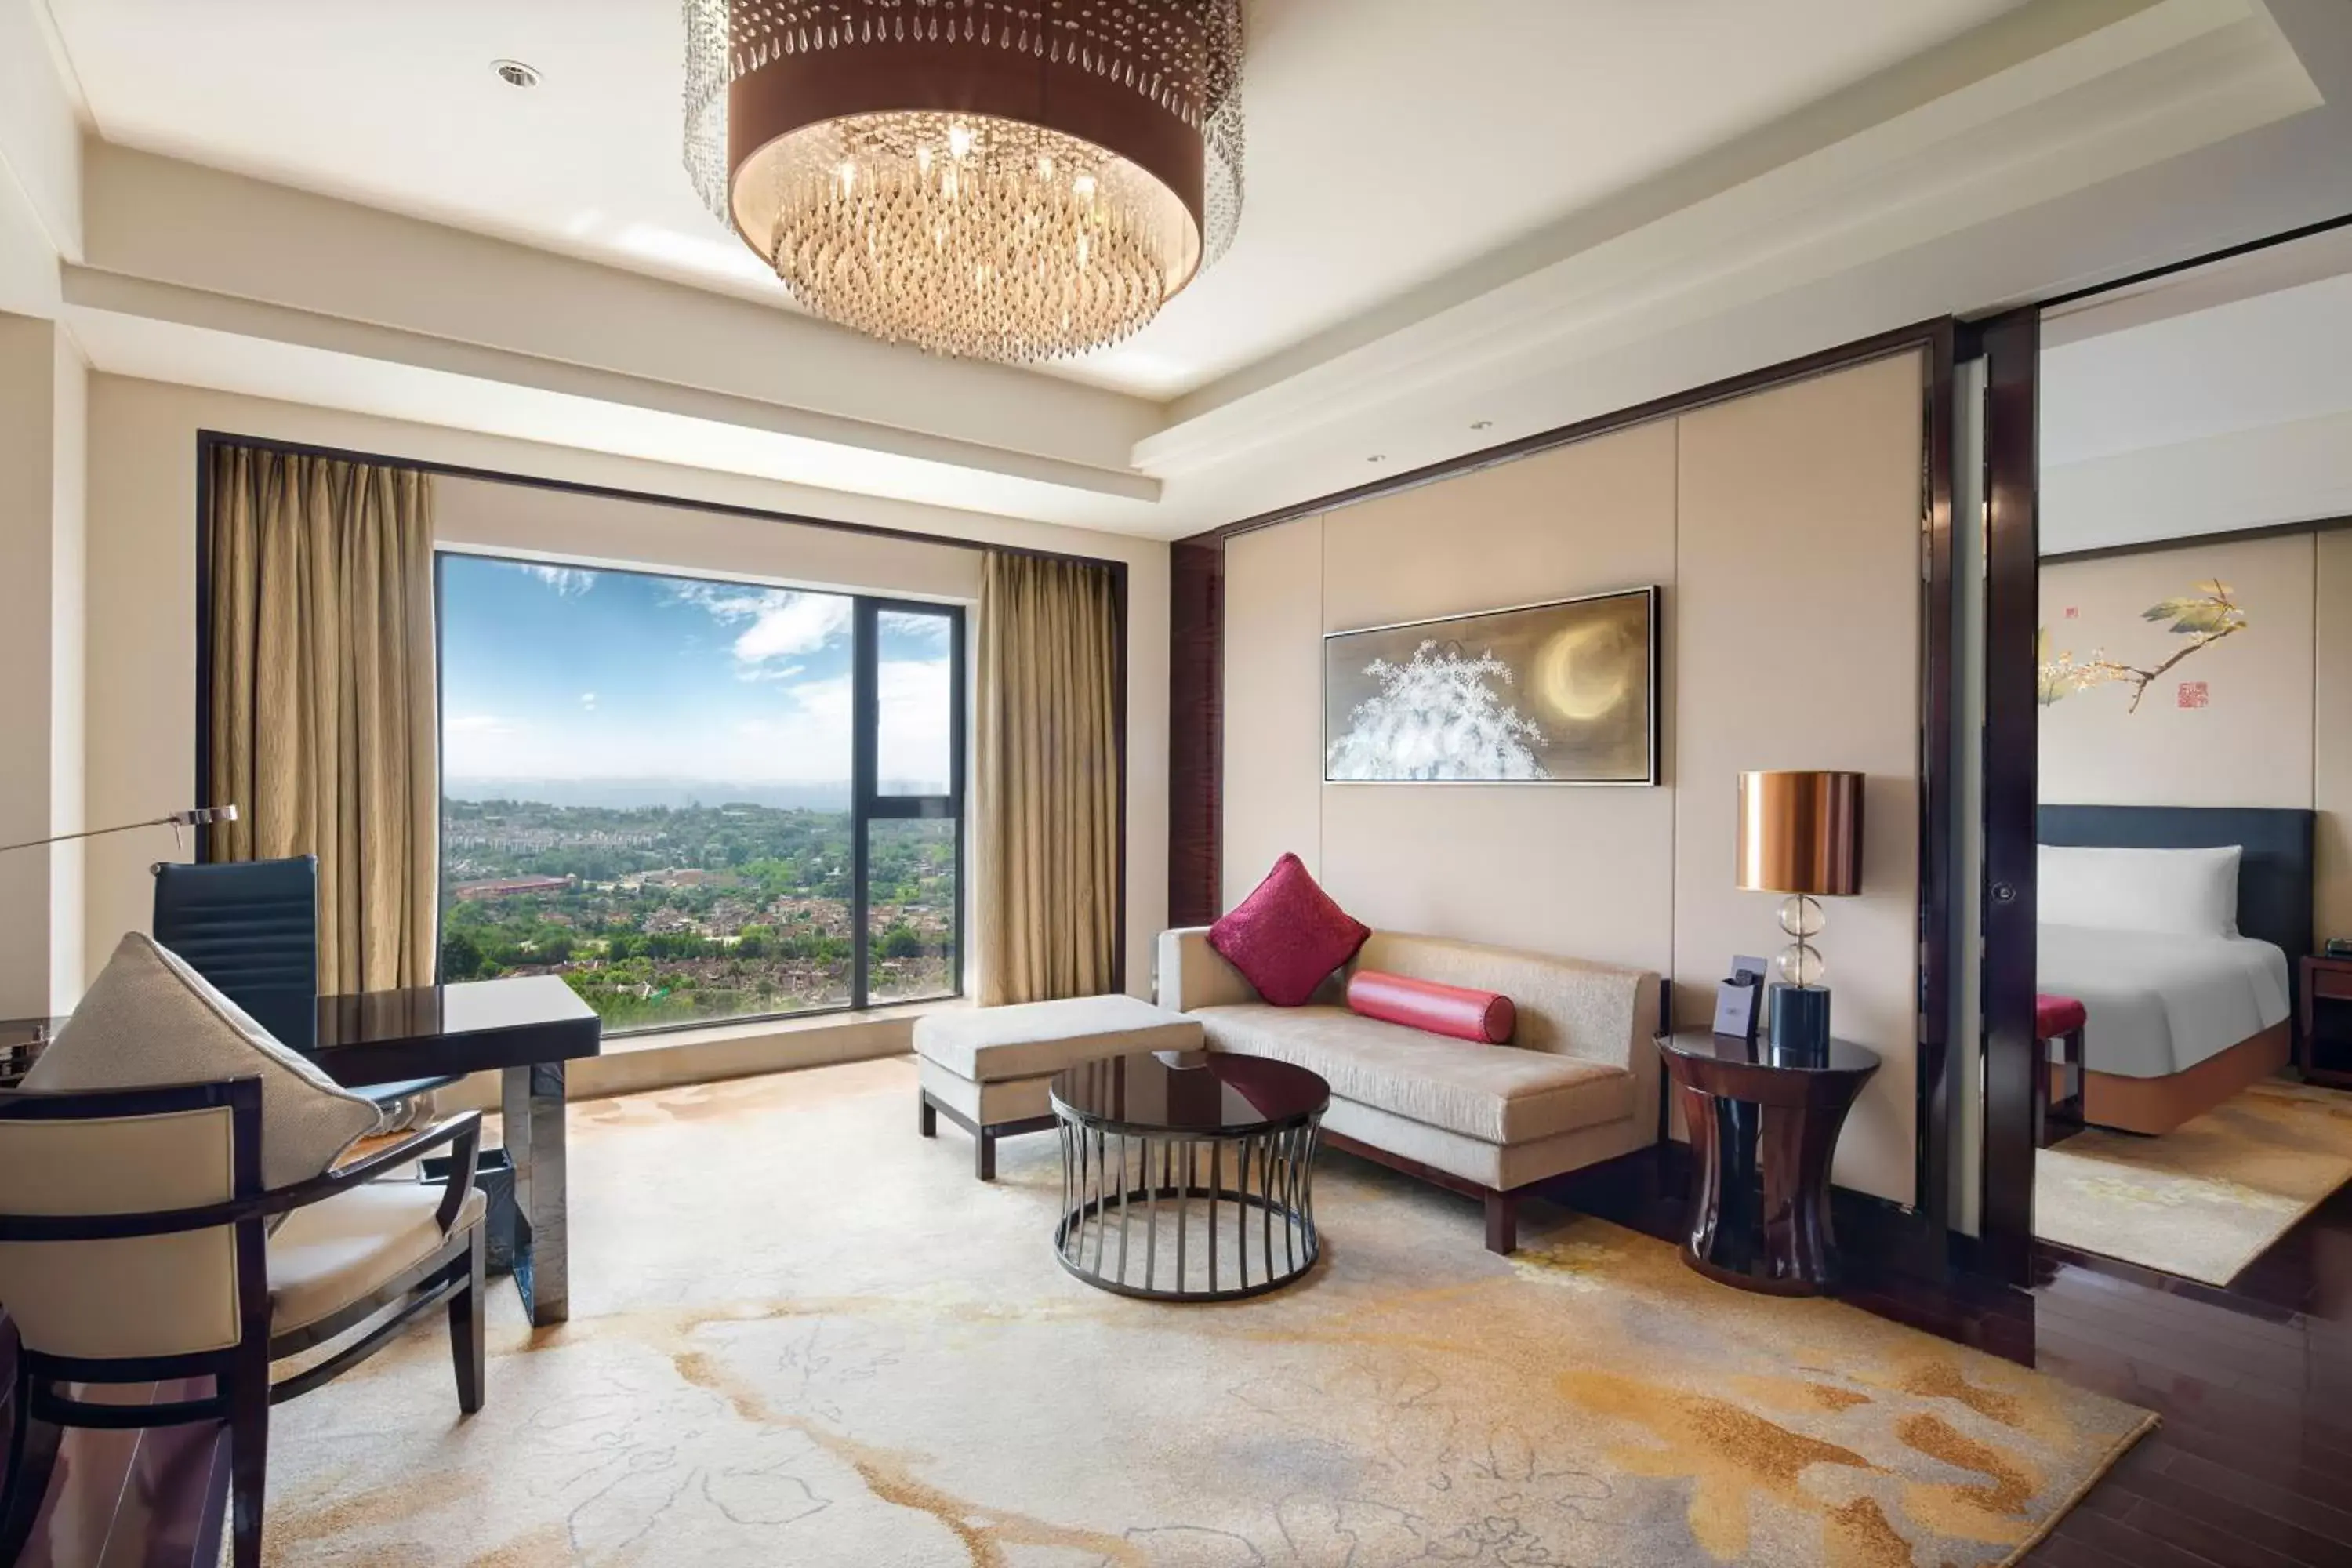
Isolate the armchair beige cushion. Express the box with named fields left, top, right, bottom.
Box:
left=269, top=1182, right=487, bottom=1334
left=26, top=932, right=379, bottom=1191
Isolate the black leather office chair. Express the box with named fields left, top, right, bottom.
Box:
left=152, top=857, right=456, bottom=1107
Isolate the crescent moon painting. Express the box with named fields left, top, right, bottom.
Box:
left=1324, top=587, right=1659, bottom=784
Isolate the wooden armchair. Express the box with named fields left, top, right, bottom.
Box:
left=0, top=1076, right=488, bottom=1568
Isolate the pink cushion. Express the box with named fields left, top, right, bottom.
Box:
left=2035, top=993, right=2088, bottom=1038
left=1209, top=854, right=1371, bottom=1007
left=1347, top=970, right=1515, bottom=1044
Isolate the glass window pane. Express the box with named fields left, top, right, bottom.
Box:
left=877, top=609, right=955, bottom=796
left=866, top=818, right=958, bottom=1003
left=437, top=556, right=855, bottom=1031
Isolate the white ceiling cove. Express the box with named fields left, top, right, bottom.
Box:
left=14, top=0, right=2352, bottom=539
left=47, top=0, right=2027, bottom=397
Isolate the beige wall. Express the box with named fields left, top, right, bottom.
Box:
left=0, top=314, right=85, bottom=1017
left=80, top=374, right=1170, bottom=1001
left=1220, top=353, right=1927, bottom=1205
left=2040, top=528, right=2352, bottom=941
left=2039, top=533, right=2318, bottom=809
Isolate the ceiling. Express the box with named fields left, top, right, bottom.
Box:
left=2041, top=225, right=2352, bottom=552
left=10, top=0, right=2352, bottom=542
left=45, top=0, right=2027, bottom=398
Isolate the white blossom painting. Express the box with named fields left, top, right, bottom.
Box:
left=1324, top=589, right=1657, bottom=783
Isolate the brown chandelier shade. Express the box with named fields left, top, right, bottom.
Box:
left=684, top=1, right=1245, bottom=363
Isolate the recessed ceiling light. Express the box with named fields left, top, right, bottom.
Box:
left=492, top=60, right=542, bottom=89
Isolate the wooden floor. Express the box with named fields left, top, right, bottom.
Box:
left=1559, top=1156, right=2352, bottom=1568
left=10, top=1158, right=2350, bottom=1567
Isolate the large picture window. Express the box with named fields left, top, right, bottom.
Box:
left=434, top=554, right=964, bottom=1032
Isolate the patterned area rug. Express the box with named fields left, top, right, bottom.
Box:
left=263, top=1058, right=2151, bottom=1566
left=2036, top=1077, right=2352, bottom=1285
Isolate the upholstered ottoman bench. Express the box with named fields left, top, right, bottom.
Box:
left=915, top=996, right=1202, bottom=1180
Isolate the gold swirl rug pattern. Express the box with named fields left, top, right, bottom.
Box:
left=263, top=1058, right=2150, bottom=1566
left=2036, top=1077, right=2352, bottom=1284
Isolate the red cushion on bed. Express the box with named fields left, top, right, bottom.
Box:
left=1346, top=970, right=1516, bottom=1044
left=2035, top=993, right=2088, bottom=1039
left=1209, top=854, right=1371, bottom=1007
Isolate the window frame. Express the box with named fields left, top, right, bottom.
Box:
left=431, top=551, right=968, bottom=1035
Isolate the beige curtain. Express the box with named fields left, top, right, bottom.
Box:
left=206, top=445, right=439, bottom=993
left=975, top=552, right=1121, bottom=1005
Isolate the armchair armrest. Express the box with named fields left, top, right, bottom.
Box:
left=0, top=1110, right=487, bottom=1243
left=1157, top=927, right=1260, bottom=1012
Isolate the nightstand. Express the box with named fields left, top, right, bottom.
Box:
left=2298, top=956, right=2352, bottom=1090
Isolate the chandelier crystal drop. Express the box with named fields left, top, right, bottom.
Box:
left=684, top=1, right=1244, bottom=364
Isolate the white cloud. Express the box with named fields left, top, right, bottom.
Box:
left=522, top=564, right=597, bottom=597
left=670, top=583, right=851, bottom=670
left=579, top=692, right=598, bottom=710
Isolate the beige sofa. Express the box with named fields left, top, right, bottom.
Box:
left=1157, top=927, right=1662, bottom=1253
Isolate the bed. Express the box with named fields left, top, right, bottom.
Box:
left=2037, top=805, right=2313, bottom=1135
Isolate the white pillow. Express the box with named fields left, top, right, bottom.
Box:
left=2037, top=844, right=2242, bottom=937
left=26, top=932, right=379, bottom=1192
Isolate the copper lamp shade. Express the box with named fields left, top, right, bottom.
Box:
left=1735, top=771, right=1864, bottom=897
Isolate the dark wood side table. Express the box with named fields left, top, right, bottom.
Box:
left=2298, top=955, right=2352, bottom=1090
left=1655, top=1029, right=1879, bottom=1296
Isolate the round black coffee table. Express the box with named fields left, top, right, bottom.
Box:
left=1049, top=1051, right=1329, bottom=1301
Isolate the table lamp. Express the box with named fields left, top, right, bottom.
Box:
left=1735, top=771, right=1863, bottom=1054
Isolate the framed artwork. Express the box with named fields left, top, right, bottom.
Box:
left=1323, top=586, right=1660, bottom=785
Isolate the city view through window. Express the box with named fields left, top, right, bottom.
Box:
left=436, top=554, right=962, bottom=1031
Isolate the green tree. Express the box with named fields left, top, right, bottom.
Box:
left=440, top=928, right=486, bottom=982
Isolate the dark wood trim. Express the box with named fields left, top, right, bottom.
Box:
left=2033, top=208, right=2352, bottom=314
left=1174, top=318, right=1957, bottom=548
left=2041, top=513, right=2352, bottom=565
left=1167, top=538, right=1224, bottom=929
left=1916, top=321, right=1959, bottom=1240
left=1974, top=307, right=2042, bottom=1285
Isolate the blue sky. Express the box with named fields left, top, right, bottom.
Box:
left=438, top=556, right=952, bottom=792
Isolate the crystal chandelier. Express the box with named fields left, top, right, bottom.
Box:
left=684, top=2, right=1245, bottom=364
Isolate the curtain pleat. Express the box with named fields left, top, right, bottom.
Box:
left=975, top=552, right=1120, bottom=1006
left=205, top=445, right=439, bottom=993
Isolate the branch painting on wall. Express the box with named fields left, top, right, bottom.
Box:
left=1324, top=587, right=1658, bottom=784
left=2038, top=579, right=2249, bottom=714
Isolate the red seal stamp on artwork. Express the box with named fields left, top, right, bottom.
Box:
left=2176, top=681, right=2209, bottom=710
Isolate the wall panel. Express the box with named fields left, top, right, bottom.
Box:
left=1673, top=351, right=1926, bottom=1206
left=2312, top=530, right=2352, bottom=942
left=1220, top=516, right=1326, bottom=906
left=1316, top=424, right=1679, bottom=974
left=2038, top=532, right=2316, bottom=809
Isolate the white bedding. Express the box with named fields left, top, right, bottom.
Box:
left=2038, top=924, right=2291, bottom=1080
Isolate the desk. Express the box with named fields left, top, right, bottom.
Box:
left=314, top=977, right=600, bottom=1326
left=1656, top=1029, right=1879, bottom=1296
left=4, top=976, right=598, bottom=1327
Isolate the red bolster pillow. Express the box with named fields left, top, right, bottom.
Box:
left=1345, top=970, right=1515, bottom=1044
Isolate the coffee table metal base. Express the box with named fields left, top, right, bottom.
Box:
left=1053, top=1120, right=1323, bottom=1301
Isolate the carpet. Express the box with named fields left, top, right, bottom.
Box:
left=263, top=1058, right=2151, bottom=1567
left=2035, top=1076, right=2352, bottom=1285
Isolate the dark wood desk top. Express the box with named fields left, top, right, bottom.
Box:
left=314, top=976, right=600, bottom=1087
left=5, top=976, right=599, bottom=1091
left=1656, top=1029, right=1879, bottom=1077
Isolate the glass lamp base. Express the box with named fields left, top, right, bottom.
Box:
left=1769, top=983, right=1832, bottom=1056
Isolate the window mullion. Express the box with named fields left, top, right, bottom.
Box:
left=851, top=597, right=878, bottom=1010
